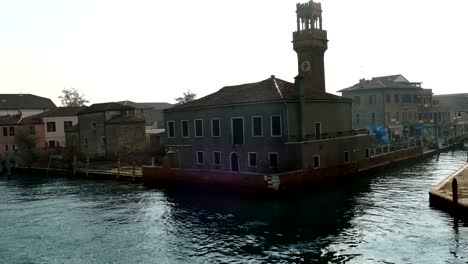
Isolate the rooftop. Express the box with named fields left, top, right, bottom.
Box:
left=0, top=115, right=21, bottom=125
left=118, top=101, right=172, bottom=110
left=338, top=74, right=423, bottom=93
left=35, top=106, right=86, bottom=118
left=168, top=76, right=344, bottom=111
left=78, top=102, right=134, bottom=115
left=0, top=94, right=56, bottom=110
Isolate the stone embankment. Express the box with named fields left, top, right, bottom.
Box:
left=430, top=163, right=468, bottom=215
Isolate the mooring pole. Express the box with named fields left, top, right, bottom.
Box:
left=73, top=155, right=77, bottom=176
left=116, top=159, right=121, bottom=180
left=452, top=178, right=459, bottom=214
left=132, top=161, right=136, bottom=182
left=86, top=156, right=90, bottom=176
left=151, top=157, right=155, bottom=167
left=6, top=158, right=11, bottom=180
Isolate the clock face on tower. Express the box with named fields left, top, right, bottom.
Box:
left=301, top=61, right=311, bottom=72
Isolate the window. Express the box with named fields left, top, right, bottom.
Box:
left=5, top=144, right=9, bottom=152
left=48, top=140, right=56, bottom=148
left=344, top=151, right=350, bottom=163
left=315, top=122, right=321, bottom=140
left=386, top=94, right=391, bottom=103
left=355, top=113, right=360, bottom=124
left=47, top=122, right=56, bottom=132
left=84, top=137, right=88, bottom=146
left=194, top=119, right=203, bottom=137
left=269, top=153, right=279, bottom=169
left=213, top=151, right=221, bottom=166
left=29, top=126, right=36, bottom=135
left=181, top=120, right=189, bottom=138
left=232, top=118, right=244, bottom=144
left=353, top=96, right=361, bottom=105
left=248, top=152, right=257, bottom=167
left=91, top=121, right=97, bottom=129
left=313, top=155, right=320, bottom=169
left=12, top=144, right=16, bottom=151
left=196, top=151, right=204, bottom=165
left=371, top=112, right=376, bottom=124
left=271, top=116, right=282, bottom=137
left=211, top=119, right=221, bottom=137
left=394, top=94, right=400, bottom=104
left=396, top=112, right=400, bottom=122
left=365, top=148, right=370, bottom=158
left=252, top=116, right=263, bottom=137
left=402, top=94, right=411, bottom=103
left=101, top=136, right=107, bottom=145
left=386, top=112, right=390, bottom=123
left=9, top=127, right=15, bottom=136
left=3, top=127, right=7, bottom=136
left=64, top=121, right=73, bottom=130
left=418, top=112, right=423, bottom=121
left=167, top=121, right=175, bottom=138
left=368, top=95, right=376, bottom=105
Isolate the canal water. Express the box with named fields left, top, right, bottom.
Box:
left=1, top=150, right=467, bottom=263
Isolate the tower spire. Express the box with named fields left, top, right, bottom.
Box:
left=292, top=0, right=328, bottom=94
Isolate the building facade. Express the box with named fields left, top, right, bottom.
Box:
left=118, top=101, right=172, bottom=129
left=34, top=107, right=85, bottom=148
left=432, top=93, right=468, bottom=141
left=163, top=1, right=373, bottom=175
left=76, top=103, right=145, bottom=159
left=338, top=75, right=433, bottom=138
left=0, top=114, right=46, bottom=157
left=0, top=115, right=21, bottom=155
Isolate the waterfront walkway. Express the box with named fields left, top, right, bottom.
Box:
left=430, top=163, right=468, bottom=214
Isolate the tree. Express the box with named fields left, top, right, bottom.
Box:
left=59, top=88, right=90, bottom=107
left=175, top=90, right=196, bottom=104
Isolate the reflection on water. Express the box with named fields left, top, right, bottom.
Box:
left=0, top=150, right=467, bottom=263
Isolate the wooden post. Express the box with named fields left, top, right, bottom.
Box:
left=116, top=159, right=121, bottom=180
left=73, top=155, right=77, bottom=176
left=86, top=156, right=90, bottom=176
left=6, top=158, right=11, bottom=180
left=452, top=178, right=459, bottom=213
left=132, top=161, right=136, bottom=182
left=151, top=157, right=155, bottom=167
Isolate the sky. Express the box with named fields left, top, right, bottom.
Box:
left=1, top=0, right=467, bottom=106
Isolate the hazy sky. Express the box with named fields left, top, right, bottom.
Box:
left=1, top=0, right=467, bottom=106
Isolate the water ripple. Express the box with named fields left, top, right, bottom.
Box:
left=0, top=150, right=468, bottom=263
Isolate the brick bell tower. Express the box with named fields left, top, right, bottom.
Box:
left=293, top=1, right=328, bottom=94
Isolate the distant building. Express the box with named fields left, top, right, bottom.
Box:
left=17, top=115, right=46, bottom=153
left=118, top=101, right=172, bottom=128
left=162, top=1, right=372, bottom=174
left=432, top=93, right=468, bottom=139
left=75, top=103, right=145, bottom=159
left=0, top=115, right=21, bottom=155
left=33, top=107, right=85, bottom=148
left=0, top=94, right=56, bottom=117
left=0, top=114, right=45, bottom=156
left=338, top=75, right=433, bottom=137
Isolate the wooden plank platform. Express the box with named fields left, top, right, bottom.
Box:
left=429, top=164, right=468, bottom=214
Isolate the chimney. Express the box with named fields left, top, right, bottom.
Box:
left=295, top=75, right=305, bottom=142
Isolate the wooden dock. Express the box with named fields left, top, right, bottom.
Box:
left=429, top=163, right=468, bottom=215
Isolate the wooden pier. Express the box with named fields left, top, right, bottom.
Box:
left=429, top=163, right=468, bottom=215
